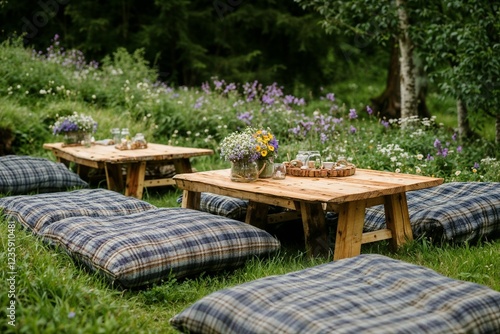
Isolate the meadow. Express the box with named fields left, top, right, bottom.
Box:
left=1, top=37, right=499, bottom=333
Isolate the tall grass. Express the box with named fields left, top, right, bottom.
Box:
left=1, top=36, right=499, bottom=333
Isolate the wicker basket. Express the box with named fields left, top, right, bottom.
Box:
left=285, top=160, right=356, bottom=177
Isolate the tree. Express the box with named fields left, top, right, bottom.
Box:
left=294, top=0, right=422, bottom=119
left=413, top=0, right=500, bottom=143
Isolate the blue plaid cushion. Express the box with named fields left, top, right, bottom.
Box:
left=0, top=188, right=157, bottom=233
left=364, top=182, right=500, bottom=242
left=177, top=193, right=248, bottom=220
left=170, top=254, right=500, bottom=334
left=0, top=155, right=88, bottom=195
left=38, top=208, right=281, bottom=288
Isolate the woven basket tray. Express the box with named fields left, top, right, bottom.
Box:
left=285, top=160, right=356, bottom=177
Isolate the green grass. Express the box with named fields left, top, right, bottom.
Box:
left=1, top=36, right=499, bottom=333
left=2, top=219, right=499, bottom=333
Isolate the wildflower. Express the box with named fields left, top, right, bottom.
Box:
left=395, top=168, right=401, bottom=173
left=427, top=154, right=434, bottom=161
left=415, top=167, right=421, bottom=174
left=349, top=108, right=357, bottom=119
left=350, top=125, right=357, bottom=134
left=380, top=120, right=389, bottom=128
left=473, top=162, right=480, bottom=169
left=455, top=171, right=461, bottom=176
left=433, top=138, right=441, bottom=148
left=326, top=93, right=335, bottom=102
left=416, top=154, right=423, bottom=160
left=68, top=311, right=76, bottom=319
left=40, top=89, right=47, bottom=94
left=472, top=168, right=477, bottom=173
left=366, top=105, right=373, bottom=115
left=457, top=146, right=462, bottom=153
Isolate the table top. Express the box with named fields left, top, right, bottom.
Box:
left=43, top=142, right=214, bottom=164
left=173, top=168, right=444, bottom=205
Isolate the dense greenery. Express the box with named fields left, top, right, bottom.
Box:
left=0, top=0, right=355, bottom=92
left=0, top=36, right=499, bottom=333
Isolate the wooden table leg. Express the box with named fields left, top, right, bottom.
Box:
left=181, top=189, right=201, bottom=210
left=245, top=201, right=269, bottom=230
left=173, top=158, right=193, bottom=174
left=300, top=202, right=329, bottom=258
left=124, top=161, right=147, bottom=199
left=333, top=200, right=367, bottom=260
left=105, top=163, right=124, bottom=192
left=384, top=192, right=413, bottom=250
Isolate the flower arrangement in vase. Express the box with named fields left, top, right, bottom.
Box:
left=51, top=112, right=98, bottom=147
left=252, top=127, right=279, bottom=178
left=220, top=127, right=279, bottom=182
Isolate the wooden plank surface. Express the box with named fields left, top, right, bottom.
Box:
left=173, top=168, right=444, bottom=205
left=43, top=142, right=214, bottom=164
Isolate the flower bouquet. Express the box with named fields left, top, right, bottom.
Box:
left=252, top=127, right=279, bottom=178
left=51, top=112, right=98, bottom=147
left=220, top=127, right=279, bottom=182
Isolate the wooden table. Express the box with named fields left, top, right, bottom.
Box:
left=43, top=142, right=213, bottom=199
left=173, top=168, right=444, bottom=260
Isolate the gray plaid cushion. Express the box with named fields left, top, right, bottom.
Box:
left=38, top=208, right=281, bottom=288
left=0, top=188, right=157, bottom=233
left=364, top=182, right=500, bottom=242
left=0, top=155, right=88, bottom=195
left=170, top=254, right=500, bottom=334
left=178, top=193, right=248, bottom=220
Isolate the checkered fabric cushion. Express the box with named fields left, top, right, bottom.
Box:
left=38, top=208, right=281, bottom=288
left=170, top=254, right=500, bottom=334
left=177, top=193, right=248, bottom=220
left=0, top=188, right=157, bottom=233
left=0, top=155, right=88, bottom=195
left=364, top=182, right=500, bottom=242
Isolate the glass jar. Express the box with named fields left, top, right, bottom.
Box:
left=306, top=151, right=322, bottom=168
left=257, top=158, right=274, bottom=178
left=132, top=133, right=147, bottom=149
left=111, top=128, right=121, bottom=144
left=230, top=160, right=258, bottom=182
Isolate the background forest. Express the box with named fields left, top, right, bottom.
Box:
left=1, top=2, right=500, bottom=333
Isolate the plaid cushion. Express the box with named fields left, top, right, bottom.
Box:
left=0, top=155, right=88, bottom=195
left=364, top=182, right=500, bottom=242
left=0, top=188, right=157, bottom=233
left=170, top=254, right=500, bottom=334
left=38, top=208, right=281, bottom=288
left=178, top=193, right=248, bottom=220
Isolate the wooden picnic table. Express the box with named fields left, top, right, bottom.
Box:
left=174, top=168, right=444, bottom=260
left=43, top=142, right=213, bottom=199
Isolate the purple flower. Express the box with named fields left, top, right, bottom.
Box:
left=366, top=105, right=373, bottom=115
left=441, top=148, right=448, bottom=157
left=427, top=154, right=434, bottom=161
left=350, top=125, right=357, bottom=134
left=381, top=120, right=389, bottom=128
left=326, top=93, right=335, bottom=102
left=452, top=133, right=457, bottom=141
left=349, top=108, right=357, bottom=119
left=473, top=162, right=480, bottom=169
left=457, top=146, right=462, bottom=153
left=434, top=139, right=441, bottom=148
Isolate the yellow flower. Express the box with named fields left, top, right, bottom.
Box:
left=268, top=145, right=275, bottom=152
left=261, top=150, right=268, bottom=157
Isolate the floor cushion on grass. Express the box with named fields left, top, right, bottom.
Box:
left=170, top=254, right=500, bottom=334
left=364, top=182, right=500, bottom=242
left=38, top=208, right=281, bottom=288
left=0, top=188, right=157, bottom=234
left=0, top=155, right=88, bottom=195
left=177, top=192, right=248, bottom=220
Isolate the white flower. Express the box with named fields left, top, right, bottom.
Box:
left=455, top=170, right=461, bottom=176
left=39, top=89, right=47, bottom=94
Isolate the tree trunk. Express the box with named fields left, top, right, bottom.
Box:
left=371, top=41, right=401, bottom=120
left=457, top=98, right=472, bottom=140
left=396, top=0, right=418, bottom=119
left=370, top=40, right=429, bottom=120
left=496, top=113, right=500, bottom=144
